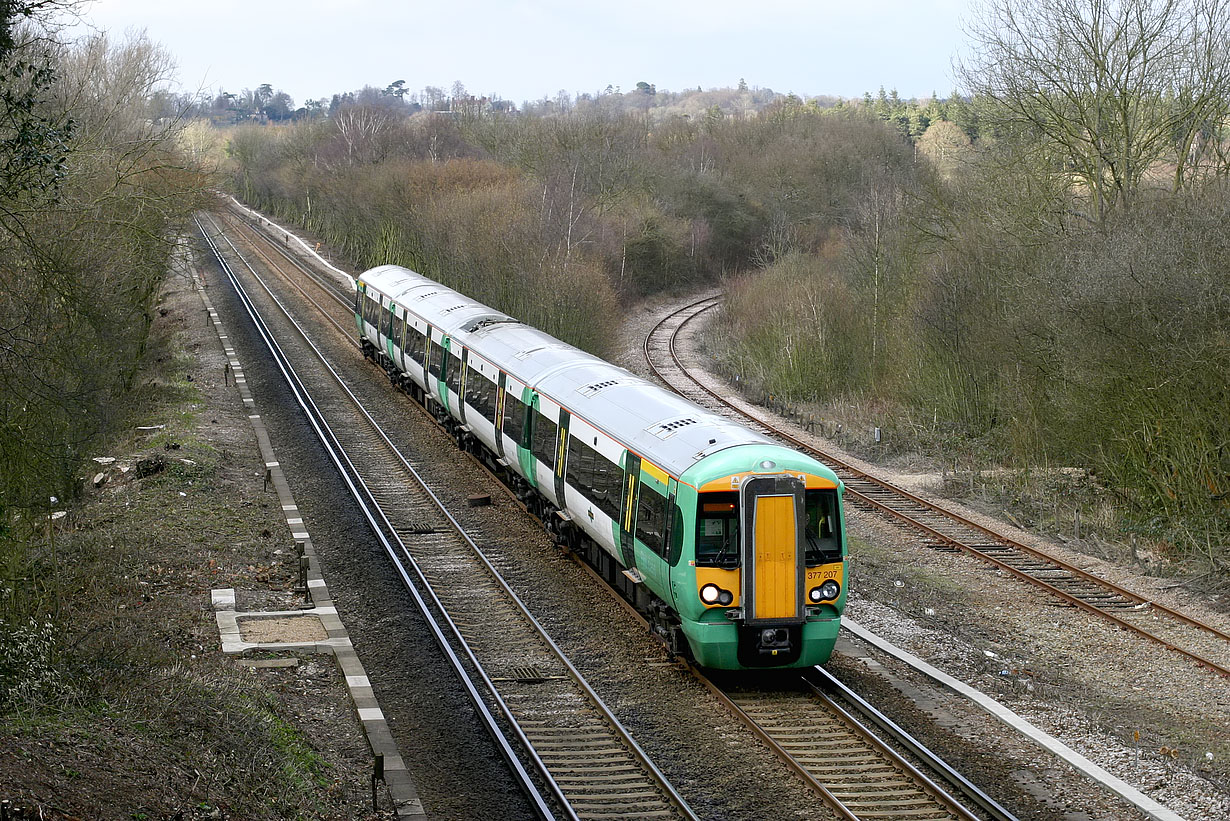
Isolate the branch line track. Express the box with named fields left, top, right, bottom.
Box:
left=644, top=296, right=1230, bottom=680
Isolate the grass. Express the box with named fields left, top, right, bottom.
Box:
left=0, top=280, right=377, bottom=819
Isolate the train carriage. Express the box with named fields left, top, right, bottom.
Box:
left=356, top=264, right=847, bottom=670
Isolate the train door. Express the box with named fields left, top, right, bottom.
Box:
left=518, top=389, right=538, bottom=486
left=739, top=475, right=806, bottom=625
left=494, top=372, right=507, bottom=463
left=618, top=452, right=642, bottom=568
left=439, top=336, right=452, bottom=410
left=553, top=409, right=570, bottom=505
left=354, top=283, right=364, bottom=335
left=396, top=309, right=408, bottom=372
left=384, top=303, right=395, bottom=361
left=456, top=348, right=468, bottom=427
left=631, top=462, right=671, bottom=593
left=424, top=326, right=435, bottom=399
left=413, top=322, right=429, bottom=389
left=374, top=296, right=386, bottom=352
left=426, top=331, right=448, bottom=410
left=443, top=339, right=464, bottom=417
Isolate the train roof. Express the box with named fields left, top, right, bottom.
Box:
left=359, top=265, right=777, bottom=478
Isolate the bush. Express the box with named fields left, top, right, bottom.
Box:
left=0, top=618, right=67, bottom=714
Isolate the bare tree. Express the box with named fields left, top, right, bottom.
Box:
left=959, top=0, right=1230, bottom=223
left=333, top=103, right=393, bottom=164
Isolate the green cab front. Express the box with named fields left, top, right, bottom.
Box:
left=671, top=444, right=847, bottom=670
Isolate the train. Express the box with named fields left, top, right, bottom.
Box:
left=354, top=264, right=847, bottom=670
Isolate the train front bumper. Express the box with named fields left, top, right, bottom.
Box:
left=682, top=615, right=841, bottom=670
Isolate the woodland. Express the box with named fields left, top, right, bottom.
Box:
left=219, top=2, right=1229, bottom=580
left=0, top=0, right=1227, bottom=731
left=0, top=1, right=1225, bottom=815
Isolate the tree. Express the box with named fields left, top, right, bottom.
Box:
left=422, top=85, right=444, bottom=110
left=917, top=119, right=972, bottom=178
left=265, top=90, right=293, bottom=120
left=959, top=0, right=1230, bottom=223
left=0, top=2, right=76, bottom=220
left=2, top=25, right=209, bottom=618
left=331, top=103, right=394, bottom=165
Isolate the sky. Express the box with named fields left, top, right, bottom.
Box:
left=72, top=0, right=971, bottom=107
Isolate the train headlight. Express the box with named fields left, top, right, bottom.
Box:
left=700, top=583, right=721, bottom=604
left=809, top=580, right=841, bottom=602
left=717, top=588, right=734, bottom=606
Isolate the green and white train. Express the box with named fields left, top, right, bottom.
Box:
left=356, top=265, right=847, bottom=670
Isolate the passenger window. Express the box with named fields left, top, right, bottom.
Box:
left=636, top=487, right=667, bottom=556
left=564, top=435, right=620, bottom=520
left=531, top=408, right=557, bottom=467
left=447, top=352, right=463, bottom=396
left=466, top=371, right=497, bottom=423
left=668, top=504, right=685, bottom=566
left=408, top=330, right=426, bottom=365
left=503, top=393, right=525, bottom=446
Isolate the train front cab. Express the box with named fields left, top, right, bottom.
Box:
left=681, top=472, right=845, bottom=669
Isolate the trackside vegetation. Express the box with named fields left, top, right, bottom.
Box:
left=720, top=0, right=1230, bottom=577
left=219, top=4, right=1226, bottom=582
left=0, top=7, right=382, bottom=818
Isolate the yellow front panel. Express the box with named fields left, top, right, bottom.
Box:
left=754, top=495, right=798, bottom=619
left=695, top=567, right=741, bottom=608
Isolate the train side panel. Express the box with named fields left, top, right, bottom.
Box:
left=356, top=266, right=847, bottom=670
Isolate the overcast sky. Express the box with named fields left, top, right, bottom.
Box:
left=75, top=0, right=971, bottom=107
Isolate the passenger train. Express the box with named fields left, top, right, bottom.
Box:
left=355, top=265, right=847, bottom=670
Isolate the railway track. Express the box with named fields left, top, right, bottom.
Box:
left=706, top=668, right=1015, bottom=821
left=645, top=295, right=1230, bottom=680
left=197, top=213, right=697, bottom=821
left=223, top=207, right=1022, bottom=821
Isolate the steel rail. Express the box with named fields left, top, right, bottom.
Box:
left=196, top=216, right=560, bottom=819
left=219, top=210, right=355, bottom=313
left=803, top=666, right=1018, bottom=821
left=645, top=296, right=1230, bottom=679
left=517, top=486, right=1001, bottom=821
left=201, top=213, right=698, bottom=821
left=690, top=670, right=987, bottom=821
